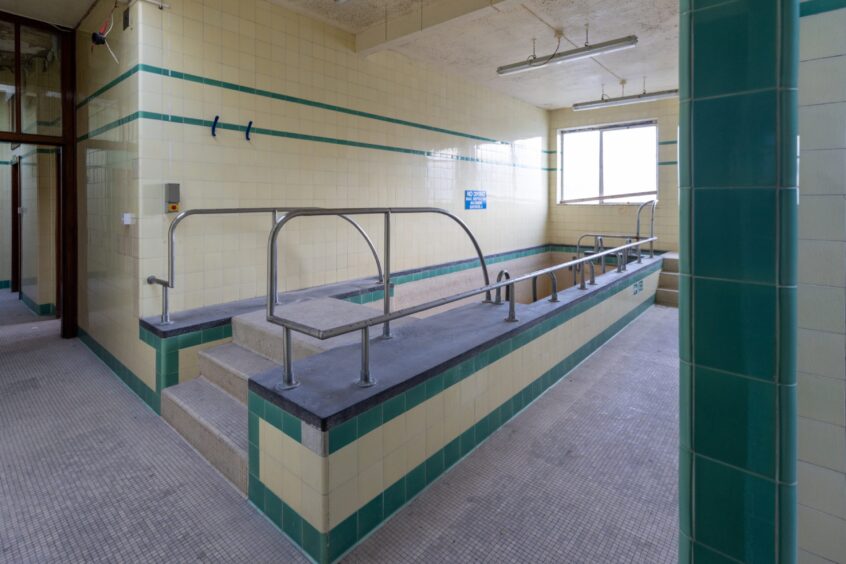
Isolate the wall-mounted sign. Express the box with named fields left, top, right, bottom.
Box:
left=465, top=190, right=487, bottom=210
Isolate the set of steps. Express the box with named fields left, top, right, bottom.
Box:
left=656, top=252, right=679, bottom=307
left=160, top=307, right=354, bottom=494
left=161, top=302, right=418, bottom=494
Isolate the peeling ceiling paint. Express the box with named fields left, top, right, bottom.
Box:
left=275, top=0, right=679, bottom=110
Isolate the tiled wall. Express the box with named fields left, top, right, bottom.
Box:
left=17, top=146, right=56, bottom=313
left=132, top=0, right=550, bottom=318
left=547, top=99, right=679, bottom=251
left=797, top=5, right=846, bottom=562
left=249, top=264, right=660, bottom=563
left=76, top=0, right=156, bottom=393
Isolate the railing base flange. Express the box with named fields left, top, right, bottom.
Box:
left=356, top=378, right=376, bottom=388
left=275, top=381, right=300, bottom=392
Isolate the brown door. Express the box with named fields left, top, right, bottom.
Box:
left=10, top=159, right=19, bottom=293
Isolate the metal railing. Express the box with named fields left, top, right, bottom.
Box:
left=146, top=207, right=384, bottom=324
left=267, top=207, right=493, bottom=389
left=266, top=211, right=656, bottom=390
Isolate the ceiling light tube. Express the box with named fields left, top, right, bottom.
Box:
left=572, top=89, right=679, bottom=111
left=496, top=35, right=638, bottom=76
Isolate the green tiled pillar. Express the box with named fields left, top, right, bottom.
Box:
left=679, top=0, right=798, bottom=562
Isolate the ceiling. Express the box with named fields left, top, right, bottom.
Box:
left=272, top=0, right=679, bottom=110
left=0, top=0, right=97, bottom=28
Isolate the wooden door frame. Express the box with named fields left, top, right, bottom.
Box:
left=10, top=158, right=19, bottom=293
left=0, top=11, right=77, bottom=337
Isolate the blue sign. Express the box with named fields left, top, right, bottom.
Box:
left=465, top=190, right=487, bottom=210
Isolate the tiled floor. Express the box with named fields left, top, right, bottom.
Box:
left=0, top=288, right=678, bottom=563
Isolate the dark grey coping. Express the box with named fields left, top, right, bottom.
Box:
left=249, top=257, right=663, bottom=431
left=139, top=277, right=386, bottom=338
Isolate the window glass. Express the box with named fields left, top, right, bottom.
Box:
left=0, top=21, right=15, bottom=132
left=559, top=123, right=658, bottom=204
left=21, top=25, right=61, bottom=136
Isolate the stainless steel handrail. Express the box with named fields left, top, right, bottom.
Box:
left=574, top=199, right=658, bottom=264
left=146, top=207, right=384, bottom=324
left=267, top=207, right=493, bottom=388
left=268, top=234, right=657, bottom=389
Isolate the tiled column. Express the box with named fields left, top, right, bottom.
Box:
left=679, top=0, right=798, bottom=562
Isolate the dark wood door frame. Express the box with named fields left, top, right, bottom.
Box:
left=10, top=159, right=20, bottom=293
left=0, top=11, right=77, bottom=337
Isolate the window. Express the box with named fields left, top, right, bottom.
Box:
left=558, top=121, right=657, bottom=204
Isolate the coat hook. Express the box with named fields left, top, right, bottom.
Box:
left=246, top=120, right=253, bottom=141
left=211, top=115, right=219, bottom=137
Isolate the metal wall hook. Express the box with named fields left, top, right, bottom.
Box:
left=211, top=115, right=219, bottom=137
left=246, top=120, right=253, bottom=141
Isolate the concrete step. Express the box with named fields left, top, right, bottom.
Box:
left=161, top=378, right=248, bottom=493
left=659, top=271, right=679, bottom=290
left=198, top=342, right=279, bottom=404
left=661, top=252, right=679, bottom=273
left=232, top=307, right=418, bottom=365
left=656, top=288, right=679, bottom=308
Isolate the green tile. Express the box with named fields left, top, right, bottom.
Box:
left=282, top=411, right=302, bottom=442
left=383, top=394, right=405, bottom=423
left=357, top=494, right=383, bottom=539
left=425, top=451, right=445, bottom=485
left=694, top=366, right=776, bottom=477
left=678, top=275, right=692, bottom=363
left=329, top=513, right=357, bottom=561
left=329, top=417, right=357, bottom=454
left=406, top=382, right=427, bottom=410
left=248, top=392, right=264, bottom=417
left=249, top=442, right=260, bottom=478
left=444, top=437, right=461, bottom=469
left=282, top=502, right=303, bottom=543
left=778, top=286, right=797, bottom=386
left=177, top=330, right=202, bottom=348
left=679, top=448, right=693, bottom=537
left=779, top=384, right=797, bottom=483
left=249, top=412, right=259, bottom=444
left=425, top=374, right=444, bottom=399
left=460, top=428, right=475, bottom=457
left=692, top=0, right=776, bottom=98
left=693, top=90, right=777, bottom=188
left=248, top=474, right=265, bottom=509
left=693, top=278, right=776, bottom=380
left=692, top=541, right=737, bottom=564
left=264, top=403, right=283, bottom=431
left=680, top=362, right=692, bottom=450
left=301, top=520, right=327, bottom=563
left=383, top=479, right=406, bottom=517
left=357, top=405, right=383, bottom=438
left=265, top=489, right=283, bottom=529
left=406, top=463, right=426, bottom=499
left=694, top=455, right=775, bottom=563
left=779, top=483, right=797, bottom=560
left=692, top=188, right=777, bottom=283
left=779, top=188, right=798, bottom=286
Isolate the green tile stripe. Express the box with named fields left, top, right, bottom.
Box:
left=800, top=0, right=846, bottom=16
left=79, top=328, right=160, bottom=413
left=0, top=280, right=9, bottom=289
left=139, top=323, right=233, bottom=392
left=0, top=160, right=10, bottom=166
left=251, top=259, right=661, bottom=458
left=20, top=292, right=55, bottom=317
left=658, top=161, right=678, bottom=166
left=248, top=290, right=656, bottom=563
left=77, top=63, right=534, bottom=149
left=658, top=139, right=678, bottom=145
left=78, top=110, right=548, bottom=171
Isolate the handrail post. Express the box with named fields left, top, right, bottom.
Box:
left=276, top=327, right=299, bottom=390
left=572, top=257, right=578, bottom=287
left=505, top=283, right=517, bottom=322
left=579, top=263, right=586, bottom=289
left=549, top=272, right=559, bottom=302
left=650, top=200, right=657, bottom=258
left=532, top=276, right=538, bottom=302
left=637, top=242, right=643, bottom=263
left=494, top=270, right=510, bottom=304
left=382, top=211, right=391, bottom=339
left=598, top=236, right=605, bottom=274
left=161, top=285, right=171, bottom=324
left=616, top=252, right=623, bottom=273
left=357, top=326, right=375, bottom=387
left=589, top=261, right=596, bottom=285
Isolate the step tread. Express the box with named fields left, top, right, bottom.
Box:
left=199, top=342, right=279, bottom=403
left=163, top=377, right=248, bottom=453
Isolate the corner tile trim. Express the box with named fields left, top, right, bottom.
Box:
left=800, top=0, right=846, bottom=17
left=78, top=328, right=160, bottom=413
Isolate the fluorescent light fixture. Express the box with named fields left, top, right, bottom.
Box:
left=572, top=89, right=679, bottom=111
left=496, top=35, right=638, bottom=76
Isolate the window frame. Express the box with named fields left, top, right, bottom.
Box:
left=557, top=119, right=659, bottom=206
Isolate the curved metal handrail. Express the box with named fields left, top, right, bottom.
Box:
left=269, top=235, right=658, bottom=389
left=146, top=207, right=384, bottom=324
left=266, top=207, right=493, bottom=387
